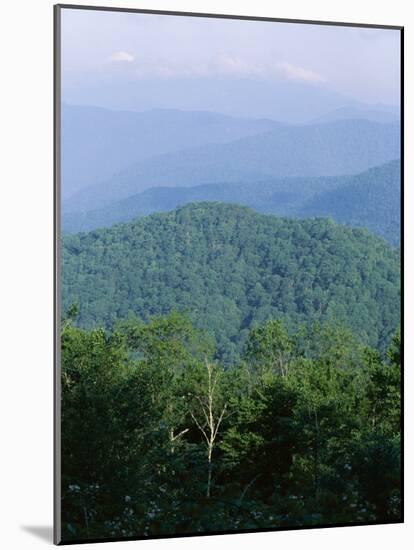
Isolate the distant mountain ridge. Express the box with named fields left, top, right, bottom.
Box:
left=311, top=106, right=399, bottom=125
left=299, top=159, right=401, bottom=244
left=63, top=118, right=400, bottom=214
left=61, top=103, right=281, bottom=198
left=63, top=75, right=399, bottom=123
left=62, top=160, right=401, bottom=244
left=62, top=175, right=338, bottom=233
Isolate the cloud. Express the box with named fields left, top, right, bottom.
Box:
left=109, top=51, right=135, bottom=63
left=276, top=62, right=326, bottom=83
left=104, top=51, right=326, bottom=85
left=212, top=55, right=326, bottom=84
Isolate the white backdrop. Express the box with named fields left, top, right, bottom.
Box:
left=0, top=0, right=411, bottom=548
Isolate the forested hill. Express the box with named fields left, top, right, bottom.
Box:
left=62, top=203, right=400, bottom=362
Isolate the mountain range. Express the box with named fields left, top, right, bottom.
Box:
left=62, top=76, right=399, bottom=124
left=299, top=160, right=400, bottom=244
left=61, top=104, right=281, bottom=198
left=311, top=105, right=399, bottom=125
left=62, top=160, right=401, bottom=245
left=63, top=117, right=400, bottom=215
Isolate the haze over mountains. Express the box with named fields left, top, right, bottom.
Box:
left=63, top=75, right=399, bottom=124
left=311, top=105, right=399, bottom=125
left=62, top=103, right=399, bottom=200
left=62, top=107, right=400, bottom=214
left=61, top=102, right=401, bottom=249
left=61, top=104, right=281, bottom=198
left=63, top=160, right=401, bottom=245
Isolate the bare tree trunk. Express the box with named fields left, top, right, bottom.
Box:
left=189, top=361, right=228, bottom=499
left=169, top=427, right=189, bottom=453
left=207, top=445, right=213, bottom=498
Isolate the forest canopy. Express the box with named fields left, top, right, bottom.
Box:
left=61, top=201, right=401, bottom=541
left=62, top=203, right=400, bottom=363
left=61, top=311, right=401, bottom=541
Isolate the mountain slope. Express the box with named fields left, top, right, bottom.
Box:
left=62, top=203, right=400, bottom=362
left=62, top=161, right=401, bottom=244
left=62, top=119, right=400, bottom=213
left=63, top=75, right=395, bottom=123
left=311, top=106, right=399, bottom=125
left=299, top=160, right=401, bottom=245
left=61, top=175, right=341, bottom=233
left=61, top=104, right=280, bottom=199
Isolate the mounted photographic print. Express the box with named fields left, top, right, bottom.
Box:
left=54, top=4, right=403, bottom=544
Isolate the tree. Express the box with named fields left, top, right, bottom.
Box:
left=244, top=320, right=292, bottom=379
left=185, top=360, right=230, bottom=497
left=60, top=313, right=402, bottom=539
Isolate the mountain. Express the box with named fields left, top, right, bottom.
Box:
left=62, top=203, right=400, bottom=363
left=61, top=175, right=340, bottom=233
left=299, top=160, right=401, bottom=245
left=62, top=161, right=401, bottom=244
left=61, top=104, right=280, bottom=198
left=62, top=119, right=400, bottom=214
left=62, top=76, right=367, bottom=124
left=311, top=106, right=399, bottom=125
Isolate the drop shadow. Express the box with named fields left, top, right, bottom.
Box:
left=21, top=525, right=53, bottom=543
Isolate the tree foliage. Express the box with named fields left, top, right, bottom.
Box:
left=62, top=203, right=400, bottom=364
left=61, top=312, right=401, bottom=541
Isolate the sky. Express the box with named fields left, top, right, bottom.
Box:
left=60, top=8, right=401, bottom=120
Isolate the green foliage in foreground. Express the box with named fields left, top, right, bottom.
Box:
left=62, top=203, right=400, bottom=364
left=61, top=312, right=401, bottom=542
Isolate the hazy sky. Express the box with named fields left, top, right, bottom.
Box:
left=61, top=8, right=401, bottom=116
